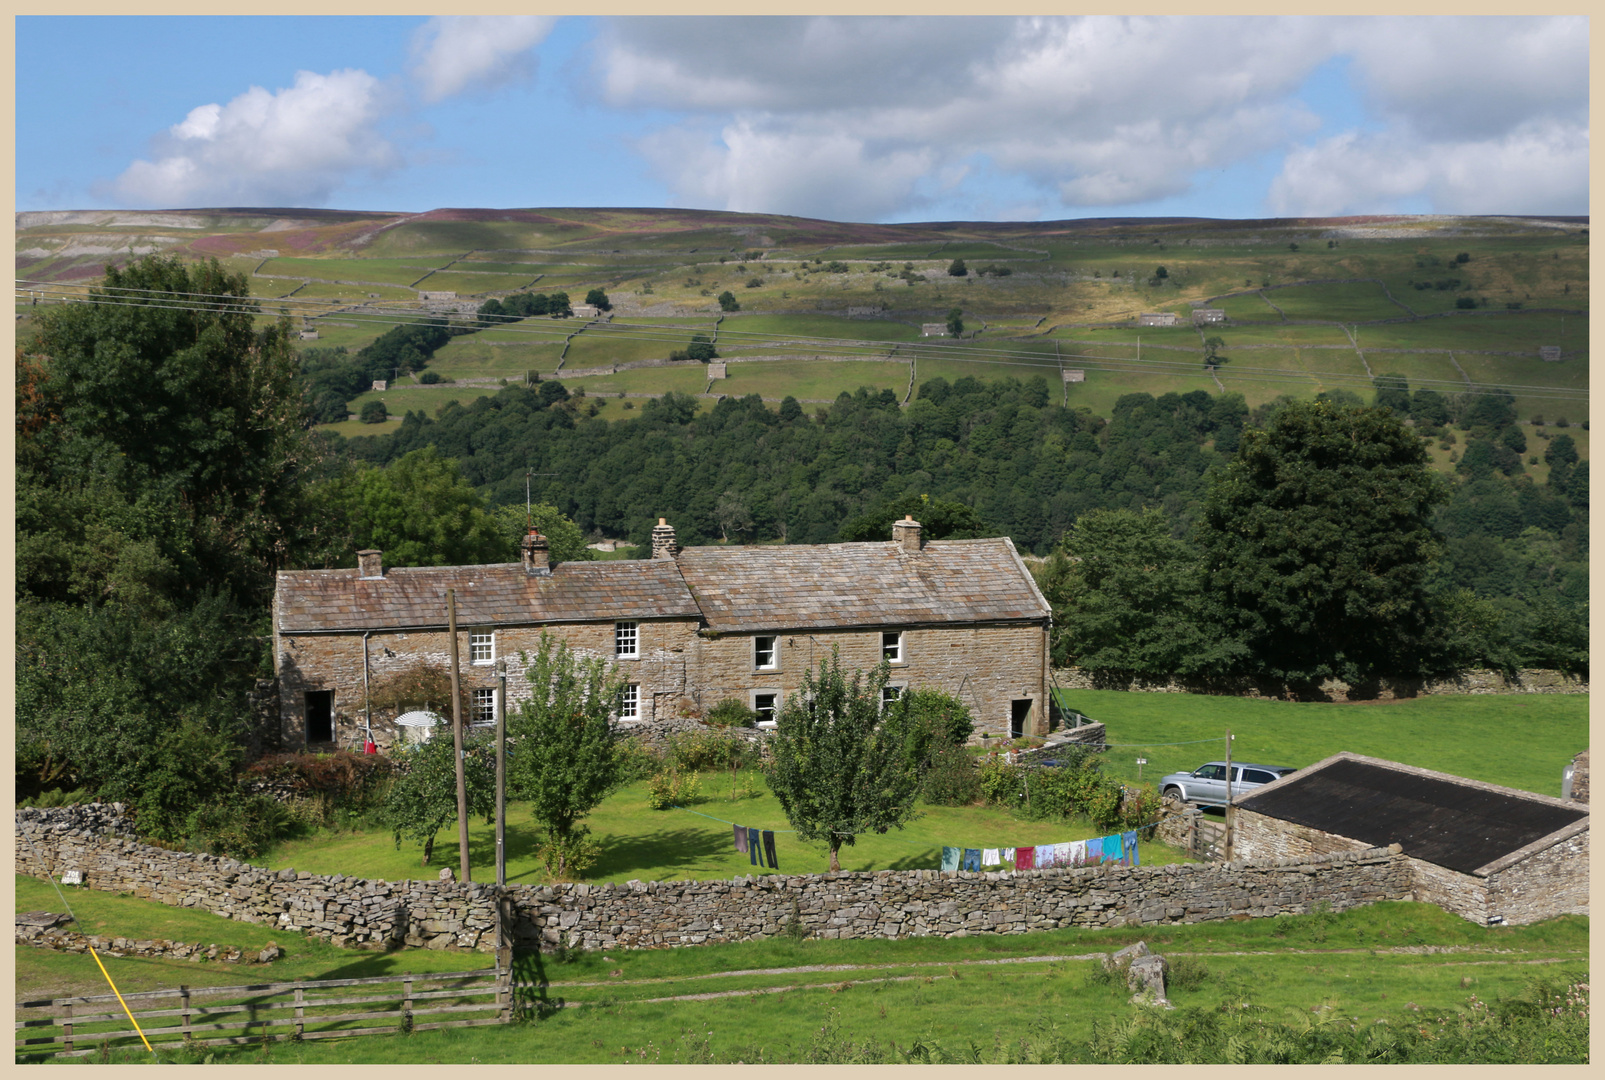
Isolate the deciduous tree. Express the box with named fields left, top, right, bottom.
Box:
left=767, top=653, right=921, bottom=871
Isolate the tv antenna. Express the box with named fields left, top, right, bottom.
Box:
left=525, top=471, right=560, bottom=532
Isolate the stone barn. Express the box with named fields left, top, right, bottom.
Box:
left=273, top=517, right=1052, bottom=750
left=1231, top=753, right=1588, bottom=925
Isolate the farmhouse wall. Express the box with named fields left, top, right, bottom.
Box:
left=1053, top=666, right=1587, bottom=702
left=688, top=623, right=1047, bottom=737
left=18, top=806, right=1412, bottom=956
left=1231, top=808, right=1374, bottom=863
left=277, top=617, right=702, bottom=747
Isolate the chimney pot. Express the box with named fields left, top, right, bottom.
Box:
left=521, top=529, right=551, bottom=575
left=891, top=516, right=924, bottom=554
left=651, top=519, right=679, bottom=560
left=357, top=549, right=384, bottom=578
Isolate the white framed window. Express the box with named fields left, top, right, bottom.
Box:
left=471, top=687, right=497, bottom=725
left=882, top=630, right=904, bottom=664
left=752, top=691, right=778, bottom=728
left=881, top=684, right=904, bottom=709
left=620, top=683, right=640, bottom=720
left=615, top=621, right=639, bottom=658
left=470, top=631, right=494, bottom=665
left=754, top=635, right=778, bottom=670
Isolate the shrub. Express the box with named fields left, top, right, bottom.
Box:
left=418, top=371, right=442, bottom=384
left=241, top=749, right=394, bottom=811
left=536, top=832, right=600, bottom=880
left=665, top=729, right=756, bottom=772
left=920, top=741, right=983, bottom=806
left=647, top=769, right=701, bottom=810
left=717, top=291, right=740, bottom=312
left=614, top=737, right=661, bottom=783
left=947, top=259, right=968, bottom=277
left=359, top=399, right=388, bottom=423
left=184, top=794, right=296, bottom=859
left=706, top=698, right=757, bottom=728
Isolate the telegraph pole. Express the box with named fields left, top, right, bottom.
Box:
left=496, top=660, right=508, bottom=888
left=447, top=589, right=471, bottom=882
left=1223, top=728, right=1234, bottom=863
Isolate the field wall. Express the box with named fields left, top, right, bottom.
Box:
left=1053, top=666, right=1587, bottom=702
left=18, top=806, right=1410, bottom=956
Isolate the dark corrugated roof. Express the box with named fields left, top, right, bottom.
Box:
left=675, top=538, right=1051, bottom=633
left=1239, top=756, right=1587, bottom=875
left=276, top=560, right=700, bottom=632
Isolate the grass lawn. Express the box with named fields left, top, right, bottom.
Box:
left=59, top=900, right=1585, bottom=1064
left=258, top=769, right=1193, bottom=889
left=1057, top=691, right=1587, bottom=798
left=717, top=359, right=908, bottom=401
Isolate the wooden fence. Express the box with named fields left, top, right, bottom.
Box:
left=16, top=967, right=509, bottom=1060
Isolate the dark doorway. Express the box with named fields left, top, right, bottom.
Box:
left=1010, top=699, right=1033, bottom=740
left=305, top=690, right=334, bottom=744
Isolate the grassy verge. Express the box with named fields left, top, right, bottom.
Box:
left=1054, top=690, right=1587, bottom=797
left=57, top=902, right=1584, bottom=1064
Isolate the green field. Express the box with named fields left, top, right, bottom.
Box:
left=556, top=364, right=713, bottom=398
left=1266, top=281, right=1413, bottom=322
left=1056, top=691, right=1586, bottom=799
left=717, top=359, right=909, bottom=401
left=428, top=337, right=567, bottom=379
left=17, top=877, right=1586, bottom=1065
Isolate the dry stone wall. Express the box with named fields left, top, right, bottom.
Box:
left=19, top=806, right=1411, bottom=957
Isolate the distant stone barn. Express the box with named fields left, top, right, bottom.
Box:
left=1232, top=753, right=1588, bottom=925
left=272, top=517, right=1053, bottom=750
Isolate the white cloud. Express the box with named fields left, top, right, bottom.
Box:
left=1268, top=121, right=1589, bottom=217
left=409, top=16, right=556, bottom=103
left=109, top=69, right=400, bottom=208
left=594, top=15, right=1587, bottom=220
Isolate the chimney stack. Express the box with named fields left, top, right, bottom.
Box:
left=357, top=549, right=384, bottom=578
left=651, top=517, right=679, bottom=560
left=521, top=529, right=551, bottom=575
left=891, top=515, right=924, bottom=554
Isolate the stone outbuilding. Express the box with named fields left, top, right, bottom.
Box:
left=273, top=517, right=1052, bottom=750
left=1231, top=753, right=1588, bottom=926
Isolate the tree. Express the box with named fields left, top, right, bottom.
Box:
left=767, top=652, right=921, bottom=871
left=1546, top=433, right=1579, bottom=468
left=837, top=493, right=988, bottom=542
left=686, top=334, right=718, bottom=362
left=584, top=288, right=612, bottom=312
left=1195, top=400, right=1447, bottom=683
left=718, top=291, right=740, bottom=312
left=384, top=730, right=495, bottom=865
left=1153, top=265, right=1169, bottom=279
left=1202, top=336, right=1226, bottom=368
left=506, top=634, right=627, bottom=877
left=318, top=446, right=506, bottom=567
left=1042, top=508, right=1243, bottom=676
left=360, top=399, right=388, bottom=424
left=489, top=502, right=594, bottom=565
left=1373, top=373, right=1411, bottom=415
left=947, top=259, right=968, bottom=277
left=946, top=307, right=964, bottom=338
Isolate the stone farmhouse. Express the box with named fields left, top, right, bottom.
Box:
left=272, top=517, right=1053, bottom=750
left=1231, top=753, right=1588, bottom=926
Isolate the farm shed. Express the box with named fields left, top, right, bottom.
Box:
left=1231, top=753, right=1588, bottom=925
left=1191, top=308, right=1226, bottom=325
left=1137, top=312, right=1177, bottom=326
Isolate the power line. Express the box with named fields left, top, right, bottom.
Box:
left=17, top=282, right=1587, bottom=403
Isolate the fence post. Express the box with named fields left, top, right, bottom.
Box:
left=402, top=973, right=413, bottom=1033
left=496, top=893, right=514, bottom=1023
left=294, top=986, right=305, bottom=1040
left=180, top=986, right=190, bottom=1042
left=62, top=1000, right=73, bottom=1054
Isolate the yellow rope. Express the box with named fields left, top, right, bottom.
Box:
left=87, top=945, right=154, bottom=1055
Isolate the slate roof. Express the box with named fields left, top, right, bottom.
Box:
left=276, top=560, right=700, bottom=633
left=1237, top=753, right=1588, bottom=875
left=675, top=538, right=1051, bottom=633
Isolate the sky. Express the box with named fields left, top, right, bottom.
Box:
left=15, top=15, right=1590, bottom=223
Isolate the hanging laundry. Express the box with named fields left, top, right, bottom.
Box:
left=762, top=831, right=779, bottom=870
left=960, top=848, right=982, bottom=871
left=734, top=824, right=749, bottom=854
left=1123, top=830, right=1140, bottom=867
left=981, top=848, right=1001, bottom=866
left=1001, top=847, right=1015, bottom=867
left=1014, top=846, right=1035, bottom=870
left=748, top=827, right=763, bottom=867
left=1066, top=839, right=1088, bottom=867
left=941, top=846, right=961, bottom=871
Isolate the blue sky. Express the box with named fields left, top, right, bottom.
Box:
left=16, top=16, right=1588, bottom=222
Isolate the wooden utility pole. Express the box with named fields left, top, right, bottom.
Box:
left=447, top=589, right=470, bottom=882
left=496, top=660, right=507, bottom=888
left=1223, top=728, right=1234, bottom=863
